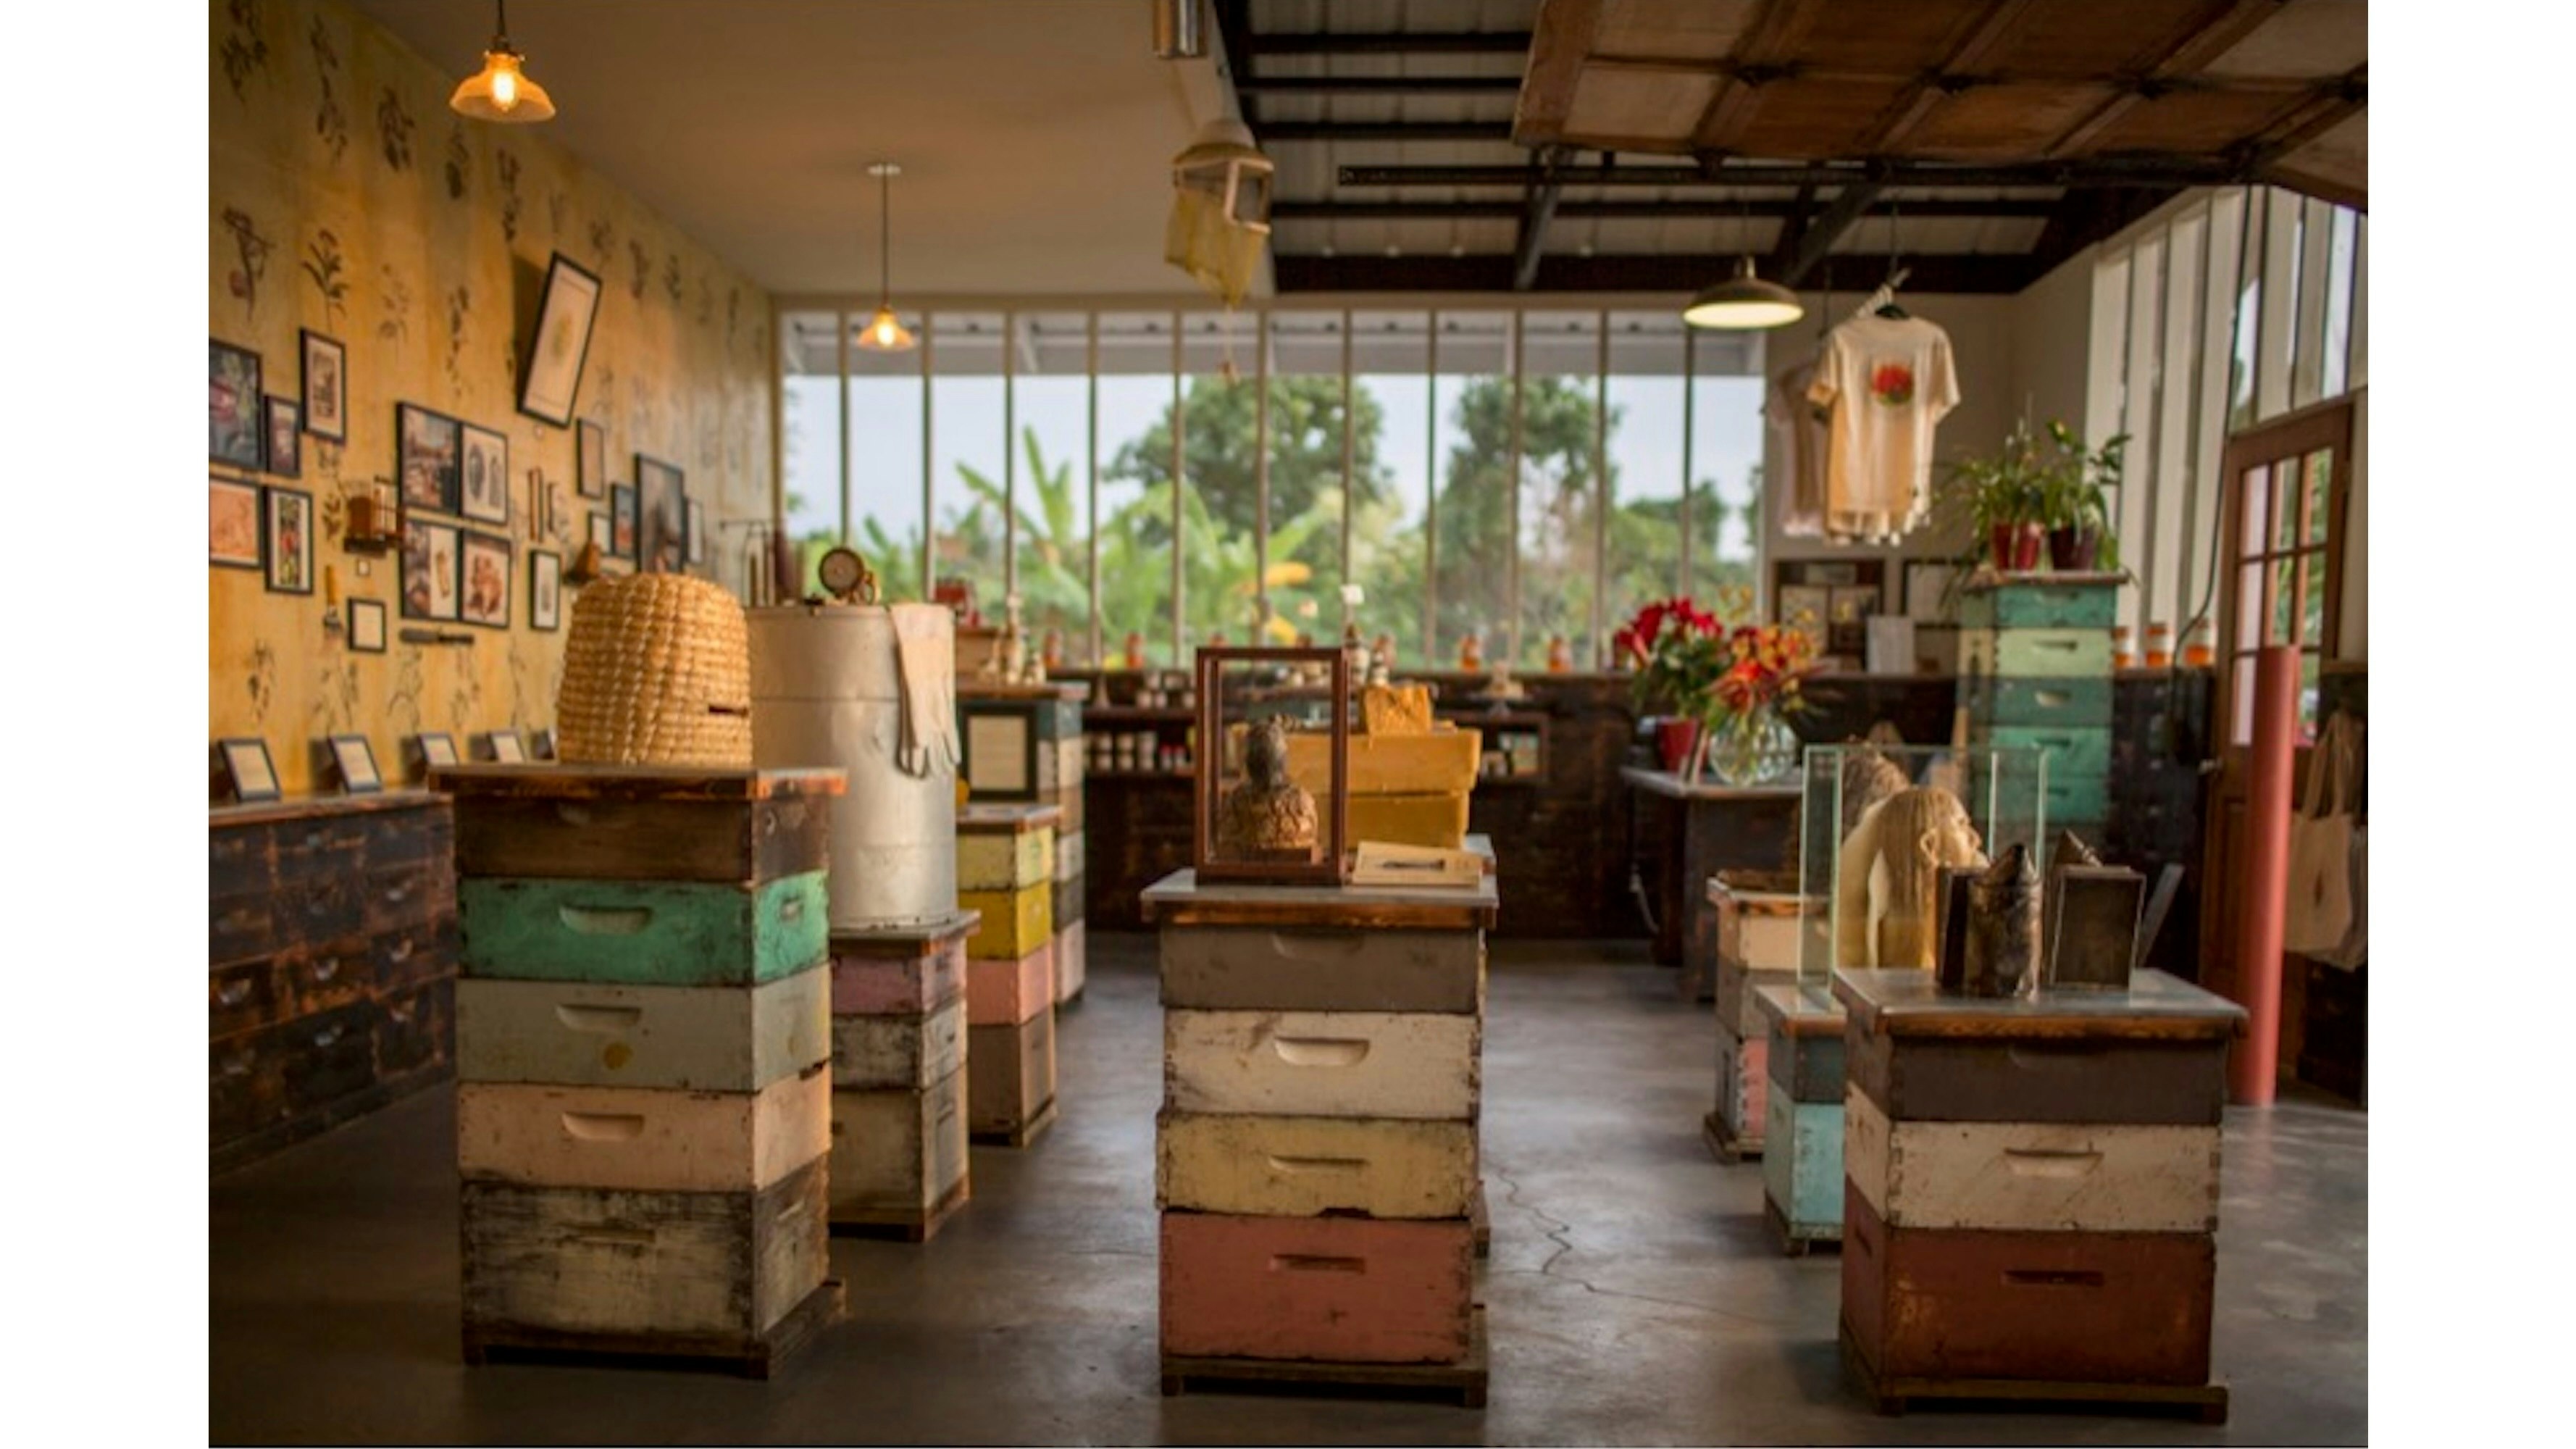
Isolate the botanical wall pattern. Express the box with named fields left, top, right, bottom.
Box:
left=210, top=0, right=772, bottom=795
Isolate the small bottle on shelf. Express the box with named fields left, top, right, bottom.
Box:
left=2144, top=622, right=2172, bottom=669
left=2112, top=625, right=2133, bottom=669
left=2182, top=621, right=2214, bottom=668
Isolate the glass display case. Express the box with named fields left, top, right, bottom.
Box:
left=1191, top=646, right=1351, bottom=885
left=1795, top=743, right=2048, bottom=987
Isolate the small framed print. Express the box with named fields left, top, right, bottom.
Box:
left=329, top=733, right=383, bottom=794
left=398, top=403, right=461, bottom=512
left=264, top=485, right=314, bottom=595
left=610, top=484, right=637, bottom=560
left=530, top=727, right=558, bottom=761
left=519, top=251, right=603, bottom=427
left=1903, top=560, right=1957, bottom=622
left=686, top=499, right=707, bottom=564
left=210, top=475, right=263, bottom=569
left=1778, top=583, right=1832, bottom=630
left=263, top=396, right=301, bottom=477
left=348, top=597, right=388, bottom=653
left=577, top=418, right=607, bottom=497
left=636, top=454, right=686, bottom=571
left=211, top=339, right=263, bottom=468
left=402, top=517, right=461, bottom=621
left=530, top=549, right=562, bottom=630
left=588, top=509, right=613, bottom=553
left=461, top=530, right=513, bottom=628
left=1828, top=584, right=1878, bottom=625
left=300, top=328, right=346, bottom=443
left=485, top=729, right=527, bottom=764
left=459, top=422, right=511, bottom=526
left=218, top=737, right=281, bottom=803
left=415, top=731, right=461, bottom=771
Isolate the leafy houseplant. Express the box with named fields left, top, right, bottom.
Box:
left=1939, top=418, right=2053, bottom=572
left=1613, top=596, right=1724, bottom=772
left=2036, top=422, right=2127, bottom=572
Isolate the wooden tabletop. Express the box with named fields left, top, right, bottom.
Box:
left=1831, top=967, right=2247, bottom=1042
left=1752, top=981, right=1845, bottom=1034
left=1142, top=835, right=1499, bottom=930
left=430, top=764, right=848, bottom=800
left=209, top=788, right=447, bottom=827
left=1620, top=766, right=1803, bottom=801
left=956, top=801, right=1066, bottom=832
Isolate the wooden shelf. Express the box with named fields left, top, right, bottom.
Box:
left=1088, top=769, right=1195, bottom=783
left=1084, top=706, right=1196, bottom=725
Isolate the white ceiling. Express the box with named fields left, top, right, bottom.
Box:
left=346, top=0, right=1230, bottom=298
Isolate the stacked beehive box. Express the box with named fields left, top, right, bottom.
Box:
left=1958, top=575, right=2119, bottom=843
left=1702, top=870, right=1812, bottom=1161
left=1145, top=856, right=1497, bottom=1406
left=1752, top=983, right=1845, bottom=1253
left=1833, top=966, right=2243, bottom=1419
left=822, top=912, right=975, bottom=1239
left=447, top=766, right=845, bottom=1377
left=958, top=685, right=1087, bottom=1004
left=957, top=801, right=1062, bottom=1145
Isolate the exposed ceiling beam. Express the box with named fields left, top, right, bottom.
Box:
left=1258, top=120, right=1516, bottom=143
left=2046, top=0, right=2291, bottom=159
left=1512, top=150, right=1572, bottom=293
left=1859, top=0, right=2042, bottom=152
left=1338, top=159, right=2241, bottom=188
left=1513, top=0, right=1602, bottom=147
left=1210, top=0, right=1257, bottom=125
left=2024, top=185, right=2186, bottom=279
left=1274, top=197, right=2060, bottom=222
left=1274, top=251, right=2040, bottom=296
left=1250, top=31, right=1534, bottom=56
left=1236, top=75, right=1521, bottom=95
left=1779, top=183, right=1888, bottom=288
left=1765, top=183, right=1819, bottom=277
left=1689, top=0, right=1828, bottom=152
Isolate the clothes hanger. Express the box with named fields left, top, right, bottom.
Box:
left=1873, top=200, right=1910, bottom=319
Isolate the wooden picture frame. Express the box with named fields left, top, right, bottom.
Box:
left=401, top=516, right=461, bottom=621
left=518, top=251, right=603, bottom=427
left=1192, top=646, right=1351, bottom=886
left=587, top=509, right=613, bottom=554
left=211, top=339, right=263, bottom=469
left=397, top=403, right=461, bottom=513
left=687, top=498, right=708, bottom=565
left=415, top=731, right=461, bottom=771
left=210, top=475, right=263, bottom=569
left=264, top=485, right=314, bottom=595
left=218, top=736, right=281, bottom=803
left=460, top=530, right=513, bottom=628
left=530, top=727, right=557, bottom=761
left=577, top=418, right=606, bottom=498
left=459, top=422, right=511, bottom=526
left=300, top=328, right=346, bottom=443
left=263, top=396, right=301, bottom=477
left=529, top=549, right=561, bottom=630
left=329, top=733, right=383, bottom=794
left=348, top=597, right=387, bottom=653
left=635, top=454, right=687, bottom=571
left=610, top=483, right=637, bottom=560
left=485, top=729, right=527, bottom=764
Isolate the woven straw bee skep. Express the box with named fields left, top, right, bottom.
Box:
left=555, top=573, right=753, bottom=768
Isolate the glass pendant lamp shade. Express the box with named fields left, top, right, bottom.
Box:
left=1683, top=256, right=1804, bottom=330
left=858, top=304, right=914, bottom=353
left=451, top=3, right=555, bottom=122
left=856, top=162, right=916, bottom=353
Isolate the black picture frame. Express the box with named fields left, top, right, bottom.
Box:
left=300, top=328, right=347, bottom=443
left=401, top=516, right=461, bottom=621
left=460, top=530, right=514, bottom=629
left=264, top=485, right=314, bottom=596
left=519, top=251, right=603, bottom=428
left=459, top=422, right=511, bottom=526
left=635, top=454, right=687, bottom=571
left=211, top=339, right=263, bottom=468
left=530, top=727, right=558, bottom=761
left=398, top=403, right=461, bottom=513
left=348, top=597, right=388, bottom=653
left=414, top=731, right=461, bottom=774
left=485, top=729, right=528, bottom=764
left=686, top=499, right=708, bottom=565
left=218, top=736, right=282, bottom=803
left=263, top=396, right=301, bottom=477
left=577, top=419, right=607, bottom=498
left=211, top=475, right=264, bottom=569
left=530, top=549, right=562, bottom=630
left=329, top=733, right=384, bottom=794
left=587, top=509, right=613, bottom=554
left=609, top=483, right=637, bottom=561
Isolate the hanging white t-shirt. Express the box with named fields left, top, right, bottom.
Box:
left=1807, top=314, right=1960, bottom=543
left=1765, top=362, right=1829, bottom=538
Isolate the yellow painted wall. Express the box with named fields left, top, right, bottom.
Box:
left=209, top=0, right=771, bottom=796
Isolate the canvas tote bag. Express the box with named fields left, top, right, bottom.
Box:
left=2281, top=713, right=2359, bottom=959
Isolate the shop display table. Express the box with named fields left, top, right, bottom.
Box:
left=1831, top=967, right=2244, bottom=1421
left=1620, top=767, right=1800, bottom=982
left=1753, top=983, right=1845, bottom=1253
left=1142, top=839, right=1498, bottom=1407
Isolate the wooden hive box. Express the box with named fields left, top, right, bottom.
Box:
left=968, top=1009, right=1056, bottom=1140
left=828, top=1068, right=969, bottom=1220
left=1161, top=1212, right=1473, bottom=1364
left=1158, top=926, right=1484, bottom=1015
left=1155, top=1111, right=1476, bottom=1219
left=1163, top=1009, right=1481, bottom=1121
left=958, top=884, right=1052, bottom=961
left=955, top=803, right=1057, bottom=893
left=1053, top=920, right=1087, bottom=1005
left=966, top=940, right=1055, bottom=1027
left=829, top=996, right=965, bottom=1092
left=456, top=971, right=829, bottom=1093
left=455, top=1064, right=830, bottom=1194
left=827, top=914, right=976, bottom=1017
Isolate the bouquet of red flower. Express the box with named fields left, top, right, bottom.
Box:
left=1708, top=622, right=1816, bottom=722
left=1612, top=595, right=1724, bottom=717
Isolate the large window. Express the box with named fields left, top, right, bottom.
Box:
left=848, top=309, right=925, bottom=600
left=1518, top=311, right=1602, bottom=669
left=1095, top=313, right=1176, bottom=667
left=1350, top=310, right=1430, bottom=667
left=929, top=312, right=1006, bottom=615
left=778, top=311, right=843, bottom=594
left=1605, top=313, right=1687, bottom=627
left=1012, top=313, right=1090, bottom=661
left=1430, top=312, right=1514, bottom=668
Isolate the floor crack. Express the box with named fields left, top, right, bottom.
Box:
left=1486, top=1162, right=1793, bottom=1328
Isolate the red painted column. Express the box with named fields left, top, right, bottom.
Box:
left=2230, top=646, right=2301, bottom=1106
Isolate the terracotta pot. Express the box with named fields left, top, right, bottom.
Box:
left=1655, top=717, right=1701, bottom=774
left=2047, top=525, right=2100, bottom=572
left=1989, top=522, right=2044, bottom=572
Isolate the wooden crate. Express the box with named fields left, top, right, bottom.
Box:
left=828, top=1066, right=969, bottom=1221
left=1164, top=1009, right=1480, bottom=1121
left=1759, top=985, right=1847, bottom=1105
left=966, top=940, right=1055, bottom=1027
left=1710, top=869, right=1811, bottom=1027
left=456, top=970, right=829, bottom=1093
left=829, top=995, right=965, bottom=1091
left=1844, top=1087, right=2221, bottom=1234
left=456, top=1064, right=831, bottom=1193
left=968, top=1009, right=1056, bottom=1142
left=459, top=872, right=829, bottom=987
left=827, top=916, right=974, bottom=1016
left=1155, top=1111, right=1476, bottom=1219
left=1158, top=925, right=1482, bottom=1014
left=1160, top=1211, right=1473, bottom=1364
left=958, top=884, right=1052, bottom=961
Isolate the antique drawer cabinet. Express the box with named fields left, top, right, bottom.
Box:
left=957, top=801, right=1063, bottom=1145
left=209, top=791, right=457, bottom=1172
left=446, top=765, right=846, bottom=1377
left=1832, top=967, right=2243, bottom=1419
left=1957, top=575, right=2120, bottom=843
left=1144, top=844, right=1497, bottom=1407
left=958, top=684, right=1087, bottom=1004
left=824, top=910, right=978, bottom=1240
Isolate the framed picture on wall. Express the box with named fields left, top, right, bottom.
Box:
left=402, top=516, right=460, bottom=621
left=1828, top=584, right=1879, bottom=626
left=211, top=340, right=263, bottom=469
left=460, top=530, right=513, bottom=628
left=519, top=252, right=603, bottom=427
left=530, top=549, right=561, bottom=631
left=485, top=729, right=527, bottom=764
left=577, top=419, right=607, bottom=498
left=263, top=396, right=301, bottom=477
left=348, top=597, right=388, bottom=653
left=329, top=734, right=383, bottom=795
left=1903, top=561, right=1957, bottom=622
left=414, top=732, right=461, bottom=776
left=264, top=486, right=314, bottom=596
left=610, top=484, right=637, bottom=560
left=210, top=475, right=263, bottom=569
left=398, top=403, right=461, bottom=513
left=217, top=737, right=281, bottom=803
left=459, top=423, right=510, bottom=526
left=587, top=509, right=612, bottom=554
left=687, top=499, right=707, bottom=564
left=300, top=329, right=346, bottom=443
left=635, top=454, right=686, bottom=572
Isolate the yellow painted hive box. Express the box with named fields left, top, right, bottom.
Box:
left=1282, top=729, right=1480, bottom=848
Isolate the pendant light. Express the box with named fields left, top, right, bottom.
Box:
left=450, top=0, right=556, bottom=123
left=856, top=162, right=916, bottom=353
left=1683, top=256, right=1804, bottom=330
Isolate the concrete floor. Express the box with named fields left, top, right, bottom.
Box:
left=209, top=935, right=2367, bottom=1445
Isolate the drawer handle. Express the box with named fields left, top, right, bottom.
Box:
left=386, top=938, right=416, bottom=964
left=779, top=896, right=806, bottom=924
left=2033, top=638, right=2080, bottom=654
left=1266, top=1154, right=1366, bottom=1175
left=1270, top=1254, right=1365, bottom=1274
left=1271, top=1037, right=1369, bottom=1068
left=1267, top=929, right=1366, bottom=960
left=219, top=1053, right=255, bottom=1080
left=561, top=1112, right=647, bottom=1141
left=310, top=958, right=343, bottom=983
left=556, top=1004, right=645, bottom=1034
left=217, top=979, right=254, bottom=1007
left=298, top=828, right=327, bottom=850
left=312, top=1024, right=347, bottom=1048
left=2004, top=1269, right=2105, bottom=1289
left=553, top=803, right=595, bottom=827
left=567, top=1226, right=655, bottom=1249
left=559, top=905, right=653, bottom=935
left=2003, top=1148, right=2103, bottom=1179
left=383, top=880, right=413, bottom=904
left=2034, top=689, right=2072, bottom=708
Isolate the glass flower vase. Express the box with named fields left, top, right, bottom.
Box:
left=1703, top=708, right=1799, bottom=788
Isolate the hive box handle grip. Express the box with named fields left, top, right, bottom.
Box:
left=561, top=1112, right=646, bottom=1141
left=2002, top=1148, right=2103, bottom=1178
left=1270, top=1255, right=1365, bottom=1274
left=556, top=1004, right=644, bottom=1034
left=553, top=803, right=593, bottom=827
left=567, top=1226, right=655, bottom=1249
left=2004, top=1268, right=2105, bottom=1288
left=1271, top=1037, right=1369, bottom=1068
left=560, top=905, right=653, bottom=935
left=1266, top=1155, right=1366, bottom=1175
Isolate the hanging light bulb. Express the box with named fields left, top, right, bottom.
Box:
left=450, top=0, right=556, bottom=123
left=856, top=162, right=916, bottom=354
left=1682, top=255, right=1804, bottom=330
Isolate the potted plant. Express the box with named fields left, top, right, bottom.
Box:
left=2036, top=422, right=2128, bottom=573
left=1938, top=419, right=2052, bottom=572
left=1613, top=596, right=1723, bottom=772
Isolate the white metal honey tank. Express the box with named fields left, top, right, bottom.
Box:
left=746, top=582, right=958, bottom=930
